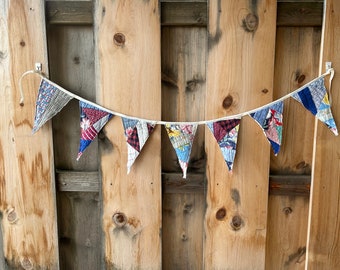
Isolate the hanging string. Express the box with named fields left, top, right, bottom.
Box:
left=19, top=63, right=335, bottom=126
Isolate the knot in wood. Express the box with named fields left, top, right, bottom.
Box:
left=21, top=257, right=33, bottom=270
left=283, top=207, right=293, bottom=215
left=216, top=207, right=226, bottom=220
left=112, top=212, right=127, bottom=227
left=230, top=215, right=243, bottom=231
left=297, top=74, right=306, bottom=84
left=242, top=13, right=258, bottom=32
left=7, top=209, right=17, bottom=223
left=222, top=95, right=233, bottom=109
left=20, top=40, right=26, bottom=47
left=113, top=33, right=125, bottom=46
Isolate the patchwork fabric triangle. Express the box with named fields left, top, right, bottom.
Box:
left=207, top=119, right=241, bottom=171
left=316, top=93, right=338, bottom=135
left=292, top=77, right=338, bottom=135
left=165, top=124, right=197, bottom=178
left=122, top=117, right=156, bottom=173
left=33, top=79, right=73, bottom=133
left=250, top=101, right=283, bottom=155
left=77, top=101, right=113, bottom=160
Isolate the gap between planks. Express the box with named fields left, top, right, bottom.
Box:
left=45, top=1, right=323, bottom=27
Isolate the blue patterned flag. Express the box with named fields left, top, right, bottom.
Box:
left=207, top=119, right=241, bottom=171
left=292, top=77, right=338, bottom=135
left=121, top=118, right=156, bottom=173
left=250, top=101, right=284, bottom=155
left=77, top=101, right=113, bottom=160
left=33, top=79, right=73, bottom=133
left=165, top=124, right=197, bottom=178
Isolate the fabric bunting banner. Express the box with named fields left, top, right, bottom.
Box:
left=207, top=119, right=241, bottom=171
left=122, top=118, right=156, bottom=173
left=77, top=101, right=113, bottom=160
left=165, top=124, right=197, bottom=178
left=250, top=101, right=284, bottom=155
left=33, top=78, right=73, bottom=133
left=292, top=77, right=338, bottom=135
left=23, top=67, right=337, bottom=177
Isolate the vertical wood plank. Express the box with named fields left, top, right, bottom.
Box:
left=306, top=0, right=340, bottom=268
left=47, top=25, right=102, bottom=270
left=205, top=1, right=277, bottom=269
left=161, top=26, right=206, bottom=269
left=0, top=1, right=59, bottom=269
left=270, top=27, right=322, bottom=175
left=161, top=27, right=206, bottom=174
left=94, top=1, right=162, bottom=269
left=266, top=26, right=321, bottom=270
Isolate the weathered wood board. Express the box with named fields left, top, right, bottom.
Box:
left=161, top=26, right=206, bottom=269
left=306, top=0, right=340, bottom=268
left=94, top=0, right=162, bottom=269
left=47, top=24, right=102, bottom=270
left=270, top=27, right=322, bottom=175
left=0, top=1, right=59, bottom=269
left=266, top=26, right=321, bottom=269
left=205, top=1, right=277, bottom=269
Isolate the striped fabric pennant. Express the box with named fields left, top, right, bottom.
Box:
left=207, top=119, right=241, bottom=171
left=250, top=101, right=284, bottom=155
left=33, top=78, right=73, bottom=133
left=292, top=77, right=338, bottom=135
left=77, top=101, right=113, bottom=160
left=165, top=124, right=197, bottom=178
left=121, top=118, right=156, bottom=173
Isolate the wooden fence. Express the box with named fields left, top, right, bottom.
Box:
left=1, top=0, right=339, bottom=269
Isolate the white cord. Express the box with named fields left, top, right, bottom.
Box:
left=19, top=65, right=334, bottom=125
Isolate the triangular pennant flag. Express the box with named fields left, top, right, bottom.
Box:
left=292, top=77, right=338, bottom=135
left=77, top=101, right=113, bottom=160
left=250, top=101, right=283, bottom=155
left=165, top=124, right=197, bottom=178
left=207, top=119, right=241, bottom=171
left=316, top=94, right=338, bottom=135
left=121, top=117, right=156, bottom=173
left=33, top=78, right=73, bottom=133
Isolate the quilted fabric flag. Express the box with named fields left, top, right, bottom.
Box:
left=121, top=118, right=156, bottom=173
left=33, top=78, right=73, bottom=133
left=207, top=119, right=241, bottom=171
left=165, top=124, right=197, bottom=178
left=292, top=77, right=338, bottom=135
left=250, top=101, right=284, bottom=155
left=77, top=101, right=113, bottom=160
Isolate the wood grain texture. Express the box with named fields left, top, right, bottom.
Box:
left=306, top=0, right=340, bottom=268
left=266, top=27, right=321, bottom=269
left=270, top=27, right=321, bottom=175
left=162, top=193, right=205, bottom=270
left=48, top=25, right=98, bottom=171
left=0, top=1, right=59, bottom=269
left=47, top=24, right=102, bottom=270
left=161, top=27, right=206, bottom=174
left=266, top=196, right=309, bottom=270
left=204, top=1, right=277, bottom=269
left=94, top=1, right=162, bottom=269
left=57, top=192, right=102, bottom=269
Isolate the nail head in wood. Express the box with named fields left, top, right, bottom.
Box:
left=113, top=33, right=125, bottom=46
left=112, top=212, right=127, bottom=227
